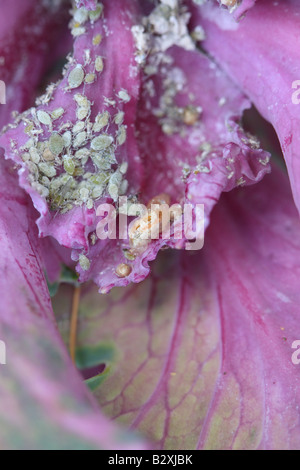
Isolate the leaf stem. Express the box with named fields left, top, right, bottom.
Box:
left=69, top=285, right=81, bottom=364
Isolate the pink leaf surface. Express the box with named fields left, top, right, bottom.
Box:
left=0, top=0, right=270, bottom=294
left=237, top=0, right=257, bottom=17
left=0, top=0, right=299, bottom=451
left=0, top=0, right=144, bottom=289
left=1, top=0, right=142, bottom=246
left=54, top=164, right=300, bottom=449
left=190, top=0, right=300, bottom=214
left=1, top=2, right=268, bottom=292
left=0, top=155, right=147, bottom=449
left=83, top=43, right=270, bottom=292
left=0, top=0, right=70, bottom=129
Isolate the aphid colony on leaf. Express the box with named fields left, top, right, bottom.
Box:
left=131, top=0, right=204, bottom=136
left=15, top=90, right=129, bottom=213
left=6, top=2, right=134, bottom=215
left=69, top=2, right=104, bottom=38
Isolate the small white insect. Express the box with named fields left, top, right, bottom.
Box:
left=73, top=131, right=87, bottom=148
left=51, top=107, right=65, bottom=120
left=49, top=133, right=65, bottom=155
left=90, top=232, right=97, bottom=245
left=29, top=147, right=40, bottom=164
left=37, top=110, right=52, bottom=126
left=74, top=94, right=90, bottom=108
left=26, top=161, right=39, bottom=177
left=86, top=199, right=94, bottom=209
left=76, top=107, right=89, bottom=120
left=43, top=147, right=55, bottom=162
left=68, top=65, right=85, bottom=89
left=85, top=73, right=96, bottom=84
left=62, top=131, right=72, bottom=147
left=71, top=26, right=86, bottom=37
left=93, top=111, right=110, bottom=132
left=32, top=182, right=49, bottom=198
left=38, top=162, right=57, bottom=178
left=23, top=138, right=35, bottom=150
left=104, top=97, right=116, bottom=107
left=116, top=125, right=127, bottom=146
left=41, top=176, right=50, bottom=187
left=92, top=34, right=102, bottom=46
left=73, top=7, right=89, bottom=24
left=91, top=134, right=113, bottom=151
left=75, top=147, right=90, bottom=162
left=79, top=253, right=90, bottom=271
left=84, top=49, right=91, bottom=65
left=92, top=186, right=104, bottom=199
left=21, top=152, right=30, bottom=162
left=72, top=121, right=85, bottom=134
left=89, top=4, right=103, bottom=23
left=119, top=179, right=128, bottom=195
left=114, top=111, right=124, bottom=125
left=191, top=25, right=206, bottom=42
left=95, top=56, right=104, bottom=72
left=108, top=170, right=122, bottom=201
left=117, top=89, right=131, bottom=103
left=63, top=155, right=76, bottom=175
left=119, top=161, right=128, bottom=175
left=160, top=0, right=178, bottom=8
left=108, top=183, right=119, bottom=201
left=80, top=187, right=90, bottom=202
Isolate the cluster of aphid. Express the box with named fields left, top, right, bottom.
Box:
left=5, top=0, right=237, bottom=280
left=8, top=2, right=131, bottom=215
left=132, top=0, right=204, bottom=136
left=131, top=0, right=196, bottom=69
left=153, top=69, right=203, bottom=137
left=69, top=2, right=104, bottom=38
